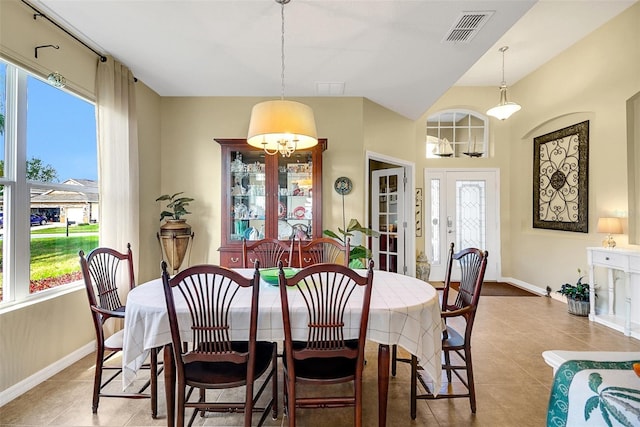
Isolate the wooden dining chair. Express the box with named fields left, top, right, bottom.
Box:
left=242, top=237, right=293, bottom=268
left=297, top=237, right=350, bottom=267
left=391, top=242, right=488, bottom=417
left=278, top=260, right=374, bottom=427
left=79, top=244, right=160, bottom=417
left=161, top=261, right=277, bottom=427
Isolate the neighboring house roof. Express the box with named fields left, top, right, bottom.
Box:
left=64, top=178, right=98, bottom=188
left=31, top=179, right=99, bottom=204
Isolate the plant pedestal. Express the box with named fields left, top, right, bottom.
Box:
left=158, top=219, right=194, bottom=273
left=567, top=299, right=590, bottom=317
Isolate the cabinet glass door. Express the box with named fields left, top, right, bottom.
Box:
left=230, top=150, right=266, bottom=242
left=277, top=152, right=314, bottom=241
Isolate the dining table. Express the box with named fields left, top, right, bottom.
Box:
left=122, top=268, right=442, bottom=427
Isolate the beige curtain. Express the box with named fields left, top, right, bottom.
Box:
left=95, top=56, right=140, bottom=272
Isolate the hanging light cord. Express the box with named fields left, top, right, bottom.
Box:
left=280, top=0, right=286, bottom=101
left=499, top=45, right=508, bottom=85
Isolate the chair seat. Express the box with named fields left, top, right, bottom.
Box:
left=442, top=325, right=465, bottom=349
left=284, top=340, right=359, bottom=381
left=104, top=329, right=125, bottom=349
left=185, top=341, right=276, bottom=387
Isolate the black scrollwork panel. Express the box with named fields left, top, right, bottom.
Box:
left=533, top=121, right=589, bottom=232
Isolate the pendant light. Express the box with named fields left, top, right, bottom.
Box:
left=247, top=0, right=317, bottom=157
left=486, top=46, right=521, bottom=120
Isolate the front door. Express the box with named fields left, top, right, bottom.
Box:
left=425, top=169, right=499, bottom=280
left=372, top=168, right=406, bottom=273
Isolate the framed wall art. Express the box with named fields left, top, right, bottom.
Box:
left=533, top=120, right=589, bottom=232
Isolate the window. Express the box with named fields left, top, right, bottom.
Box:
left=426, top=109, right=488, bottom=159
left=0, top=58, right=98, bottom=305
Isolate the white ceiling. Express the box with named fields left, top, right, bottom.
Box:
left=31, top=0, right=637, bottom=120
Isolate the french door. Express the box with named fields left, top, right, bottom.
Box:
left=372, top=168, right=406, bottom=273
left=424, top=169, right=499, bottom=280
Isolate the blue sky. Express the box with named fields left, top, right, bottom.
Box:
left=0, top=63, right=97, bottom=182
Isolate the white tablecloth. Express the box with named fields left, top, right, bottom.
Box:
left=122, top=269, right=442, bottom=393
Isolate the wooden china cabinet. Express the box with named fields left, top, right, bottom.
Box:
left=215, top=138, right=327, bottom=268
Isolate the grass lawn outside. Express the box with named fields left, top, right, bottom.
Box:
left=0, top=228, right=99, bottom=298
left=30, top=235, right=99, bottom=280
left=30, top=223, right=99, bottom=235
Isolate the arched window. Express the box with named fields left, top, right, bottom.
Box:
left=425, top=109, right=488, bottom=158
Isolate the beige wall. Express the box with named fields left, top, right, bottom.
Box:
left=0, top=0, right=97, bottom=99
left=0, top=0, right=96, bottom=394
left=1, top=0, right=638, bottom=402
left=157, top=97, right=371, bottom=266
left=504, top=2, right=639, bottom=289
left=415, top=3, right=639, bottom=288
left=0, top=0, right=163, bottom=395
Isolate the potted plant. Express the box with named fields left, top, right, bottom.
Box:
left=156, top=192, right=195, bottom=272
left=324, top=218, right=380, bottom=268
left=557, top=269, right=593, bottom=316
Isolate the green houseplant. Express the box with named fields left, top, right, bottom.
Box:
left=156, top=192, right=195, bottom=272
left=557, top=269, right=593, bottom=316
left=323, top=218, right=380, bottom=268
left=156, top=192, right=194, bottom=221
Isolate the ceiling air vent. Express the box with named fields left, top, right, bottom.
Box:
left=443, top=11, right=494, bottom=43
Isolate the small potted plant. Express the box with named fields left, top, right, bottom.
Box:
left=557, top=269, right=593, bottom=316
left=323, top=218, right=380, bottom=268
left=156, top=192, right=195, bottom=272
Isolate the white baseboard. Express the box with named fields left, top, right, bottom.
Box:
left=500, top=276, right=564, bottom=301
left=0, top=342, right=95, bottom=407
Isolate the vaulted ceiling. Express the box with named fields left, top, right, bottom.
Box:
left=31, top=0, right=637, bottom=120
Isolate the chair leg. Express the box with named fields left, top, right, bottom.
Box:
left=198, top=388, right=206, bottom=418
left=92, top=348, right=104, bottom=413
left=150, top=348, right=158, bottom=418
left=286, top=376, right=296, bottom=427
left=410, top=355, right=418, bottom=420
left=245, top=380, right=254, bottom=427
left=177, top=385, right=186, bottom=427
left=465, top=350, right=477, bottom=413
left=272, top=346, right=278, bottom=419
left=355, top=374, right=363, bottom=427
left=283, top=371, right=288, bottom=415
left=444, top=349, right=452, bottom=382
left=391, top=344, right=397, bottom=377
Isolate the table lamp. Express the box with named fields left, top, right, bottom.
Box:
left=597, top=217, right=622, bottom=248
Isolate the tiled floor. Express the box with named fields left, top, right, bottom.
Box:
left=2, top=294, right=640, bottom=426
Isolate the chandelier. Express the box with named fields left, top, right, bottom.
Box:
left=47, top=71, right=66, bottom=88
left=486, top=46, right=521, bottom=121
left=247, top=0, right=317, bottom=157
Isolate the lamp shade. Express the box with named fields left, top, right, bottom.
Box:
left=486, top=85, right=521, bottom=120
left=247, top=99, right=318, bottom=151
left=597, top=217, right=622, bottom=234
left=486, top=102, right=521, bottom=120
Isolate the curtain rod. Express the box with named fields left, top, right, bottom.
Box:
left=21, top=0, right=107, bottom=62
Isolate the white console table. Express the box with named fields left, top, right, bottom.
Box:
left=587, top=247, right=640, bottom=339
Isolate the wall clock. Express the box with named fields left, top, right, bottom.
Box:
left=334, top=176, right=353, bottom=195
